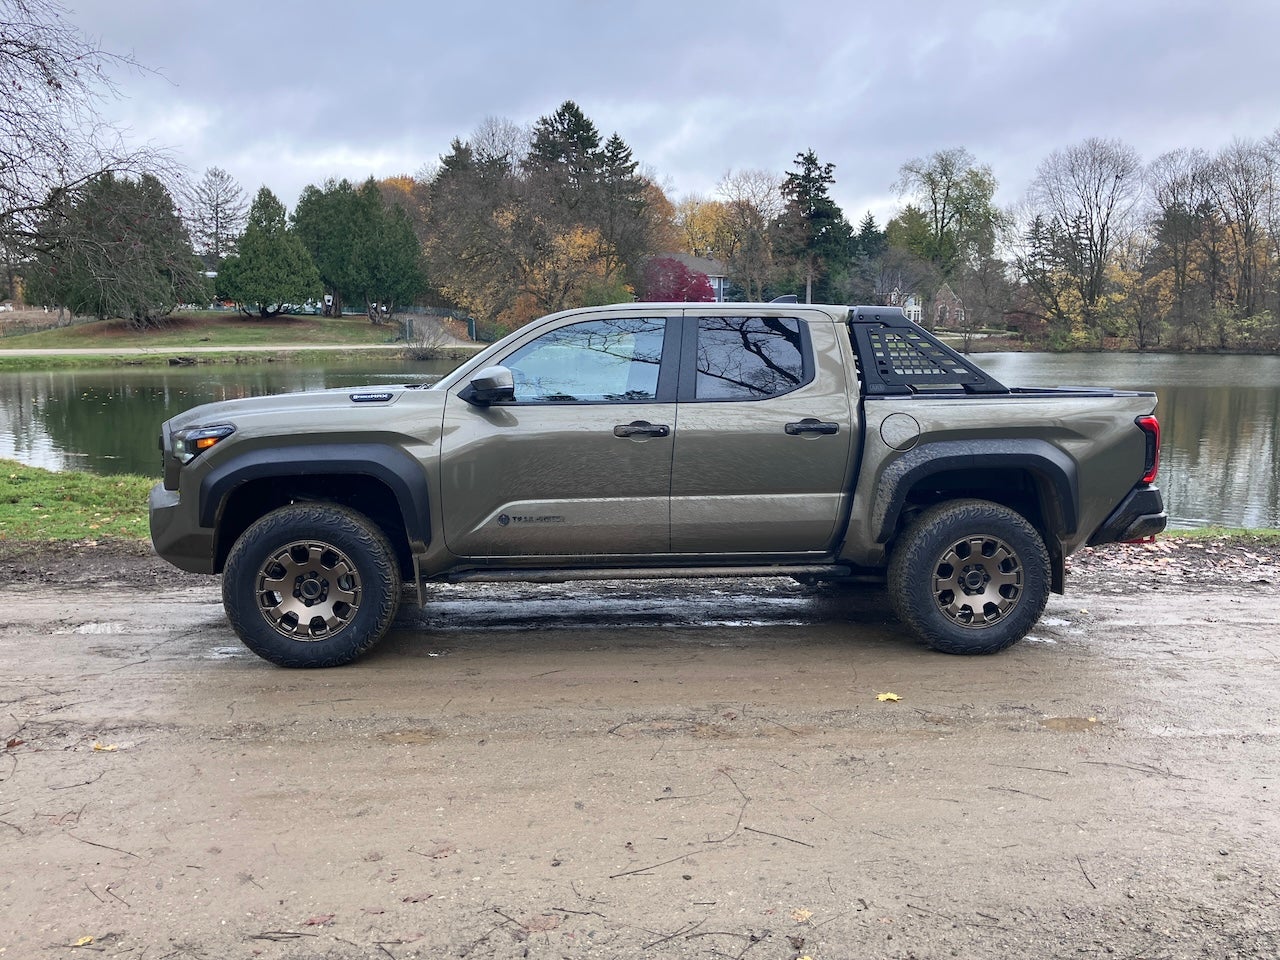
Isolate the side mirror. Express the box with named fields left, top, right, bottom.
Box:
left=463, top=365, right=515, bottom=405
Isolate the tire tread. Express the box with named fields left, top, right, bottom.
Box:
left=222, top=503, right=400, bottom=667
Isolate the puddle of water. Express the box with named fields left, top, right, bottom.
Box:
left=1039, top=716, right=1100, bottom=732
left=204, top=646, right=247, bottom=660
left=1039, top=617, right=1070, bottom=627
left=69, top=622, right=126, bottom=634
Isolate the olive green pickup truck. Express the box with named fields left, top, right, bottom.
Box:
left=149, top=302, right=1166, bottom=667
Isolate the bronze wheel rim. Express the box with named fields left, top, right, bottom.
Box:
left=931, top=534, right=1023, bottom=628
left=255, top=540, right=362, bottom=641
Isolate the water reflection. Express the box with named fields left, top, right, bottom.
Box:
left=978, top=353, right=1280, bottom=529
left=0, top=361, right=457, bottom=477
left=1, top=353, right=1277, bottom=529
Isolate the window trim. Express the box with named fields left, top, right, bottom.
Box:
left=677, top=315, right=814, bottom=403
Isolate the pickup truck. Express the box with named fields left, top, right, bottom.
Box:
left=149, top=302, right=1166, bottom=667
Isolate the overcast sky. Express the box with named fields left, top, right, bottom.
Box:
left=71, top=0, right=1280, bottom=225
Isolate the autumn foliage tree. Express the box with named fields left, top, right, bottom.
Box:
left=639, top=257, right=714, bottom=302
left=422, top=103, right=674, bottom=333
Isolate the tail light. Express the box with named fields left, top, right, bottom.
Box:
left=1136, top=415, right=1160, bottom=484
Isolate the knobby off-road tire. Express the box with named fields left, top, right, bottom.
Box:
left=888, top=499, right=1050, bottom=655
left=222, top=503, right=400, bottom=667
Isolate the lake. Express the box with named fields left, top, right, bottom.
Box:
left=1, top=353, right=1277, bottom=529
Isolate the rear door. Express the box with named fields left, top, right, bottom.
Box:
left=669, top=312, right=856, bottom=554
left=439, top=314, right=679, bottom=559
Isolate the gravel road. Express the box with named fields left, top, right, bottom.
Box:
left=1, top=540, right=1277, bottom=959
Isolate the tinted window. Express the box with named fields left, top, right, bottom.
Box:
left=695, top=316, right=805, bottom=400
left=504, top=318, right=665, bottom=403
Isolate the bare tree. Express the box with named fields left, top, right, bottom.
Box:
left=716, top=168, right=783, bottom=300
left=1027, top=137, right=1143, bottom=337
left=1, top=0, right=165, bottom=255
left=1267, top=127, right=1280, bottom=321
left=1208, top=137, right=1274, bottom=321
left=185, top=166, right=247, bottom=263
left=470, top=115, right=530, bottom=168
left=1146, top=148, right=1215, bottom=344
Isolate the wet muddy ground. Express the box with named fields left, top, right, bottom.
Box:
left=1, top=540, right=1278, bottom=958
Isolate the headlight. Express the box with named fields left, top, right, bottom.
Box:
left=172, top=424, right=235, bottom=463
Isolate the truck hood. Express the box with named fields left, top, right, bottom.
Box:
left=164, top=383, right=443, bottom=434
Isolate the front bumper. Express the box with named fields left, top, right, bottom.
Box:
left=149, top=483, right=217, bottom=574
left=1087, top=484, right=1167, bottom=546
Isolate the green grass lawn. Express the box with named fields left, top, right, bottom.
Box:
left=0, top=311, right=401, bottom=350
left=1, top=459, right=153, bottom=540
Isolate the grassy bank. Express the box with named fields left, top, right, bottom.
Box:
left=0, top=311, right=480, bottom=371
left=1, top=459, right=152, bottom=541
left=0, top=311, right=400, bottom=350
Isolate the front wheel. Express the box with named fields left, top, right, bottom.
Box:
left=222, top=503, right=400, bottom=667
left=888, top=499, right=1050, bottom=655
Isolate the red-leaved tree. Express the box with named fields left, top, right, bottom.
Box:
left=640, top=257, right=714, bottom=301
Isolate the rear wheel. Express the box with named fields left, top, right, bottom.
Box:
left=888, top=499, right=1050, bottom=655
left=222, top=503, right=400, bottom=667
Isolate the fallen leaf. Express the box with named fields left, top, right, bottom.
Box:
left=362, top=907, right=386, bottom=915
left=876, top=692, right=902, bottom=702
left=790, top=907, right=814, bottom=923
left=5, top=738, right=22, bottom=750
left=91, top=742, right=118, bottom=752
left=401, top=894, right=433, bottom=904
left=73, top=936, right=95, bottom=947
left=524, top=915, right=561, bottom=933
left=303, top=914, right=334, bottom=926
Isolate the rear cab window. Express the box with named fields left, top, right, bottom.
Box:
left=688, top=315, right=812, bottom=401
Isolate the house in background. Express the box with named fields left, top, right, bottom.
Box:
left=887, top=288, right=923, bottom=325
left=663, top=253, right=729, bottom=302
left=933, top=282, right=965, bottom=329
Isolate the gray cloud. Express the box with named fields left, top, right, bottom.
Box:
left=72, top=0, right=1280, bottom=223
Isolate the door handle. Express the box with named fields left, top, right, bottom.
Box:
left=785, top=418, right=839, bottom=436
left=614, top=420, right=670, bottom=439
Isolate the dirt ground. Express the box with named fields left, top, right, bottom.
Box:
left=2, top=538, right=1278, bottom=959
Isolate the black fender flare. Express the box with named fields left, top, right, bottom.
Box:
left=872, top=439, right=1079, bottom=544
left=198, top=443, right=431, bottom=540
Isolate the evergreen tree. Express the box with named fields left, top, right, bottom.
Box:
left=352, top=179, right=426, bottom=322
left=855, top=211, right=886, bottom=259
left=292, top=178, right=424, bottom=321
left=218, top=187, right=321, bottom=317
left=293, top=178, right=363, bottom=315
left=26, top=172, right=207, bottom=328
left=522, top=100, right=603, bottom=211
left=775, top=150, right=851, bottom=303
left=596, top=132, right=651, bottom=281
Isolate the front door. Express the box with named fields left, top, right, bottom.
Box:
left=440, top=315, right=678, bottom=559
